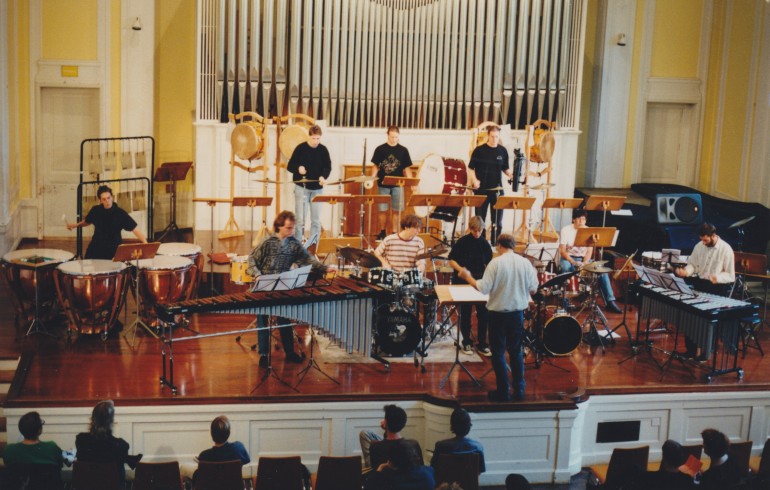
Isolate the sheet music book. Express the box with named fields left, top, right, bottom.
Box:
left=448, top=285, right=489, bottom=302
left=304, top=233, right=319, bottom=250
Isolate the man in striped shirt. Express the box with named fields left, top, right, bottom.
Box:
left=374, top=214, right=426, bottom=273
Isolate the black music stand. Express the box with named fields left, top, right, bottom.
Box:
left=155, top=162, right=192, bottom=242
left=295, top=271, right=341, bottom=389
left=251, top=269, right=309, bottom=393
left=435, top=285, right=482, bottom=389
left=574, top=227, right=616, bottom=351
left=608, top=252, right=638, bottom=344
left=232, top=196, right=272, bottom=247
left=115, top=242, right=161, bottom=346
left=193, top=197, right=232, bottom=297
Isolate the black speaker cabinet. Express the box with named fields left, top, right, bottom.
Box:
left=654, top=193, right=703, bottom=225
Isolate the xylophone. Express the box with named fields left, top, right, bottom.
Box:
left=636, top=283, right=758, bottom=380
left=156, top=276, right=388, bottom=393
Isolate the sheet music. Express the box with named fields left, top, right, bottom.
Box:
left=634, top=264, right=694, bottom=295
left=448, top=285, right=489, bottom=302
left=251, top=265, right=312, bottom=292
left=523, top=243, right=559, bottom=263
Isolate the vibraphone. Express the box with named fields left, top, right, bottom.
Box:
left=636, top=283, right=758, bottom=381
left=156, top=277, right=387, bottom=393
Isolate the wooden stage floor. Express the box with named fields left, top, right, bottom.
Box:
left=3, top=238, right=770, bottom=412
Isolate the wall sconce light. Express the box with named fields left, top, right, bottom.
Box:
left=132, top=17, right=143, bottom=31
left=616, top=33, right=627, bottom=46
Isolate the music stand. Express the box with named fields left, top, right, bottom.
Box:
left=494, top=196, right=536, bottom=244
left=584, top=195, right=626, bottom=258
left=312, top=194, right=353, bottom=237
left=348, top=195, right=390, bottom=250
left=193, top=197, right=232, bottom=297
left=542, top=197, right=583, bottom=252
left=434, top=285, right=483, bottom=389
left=574, top=227, right=617, bottom=351
left=382, top=175, right=420, bottom=231
left=114, top=242, right=161, bottom=346
left=155, top=161, right=193, bottom=242
left=232, top=196, right=273, bottom=247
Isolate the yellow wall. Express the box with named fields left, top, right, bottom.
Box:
left=110, top=0, right=121, bottom=136
left=650, top=0, right=703, bottom=78
left=42, top=0, right=98, bottom=61
left=155, top=0, right=196, bottom=163
left=15, top=1, right=31, bottom=200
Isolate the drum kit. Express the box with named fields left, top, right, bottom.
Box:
left=0, top=242, right=203, bottom=341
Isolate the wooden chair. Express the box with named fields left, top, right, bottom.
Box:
left=3, top=463, right=64, bottom=490
left=133, top=461, right=183, bottom=490
left=433, top=452, right=481, bottom=490
left=750, top=437, right=770, bottom=476
left=683, top=443, right=704, bottom=461
left=313, top=455, right=362, bottom=490
left=194, top=460, right=244, bottom=490
left=589, top=445, right=649, bottom=490
left=71, top=460, right=122, bottom=490
left=727, top=440, right=753, bottom=478
left=254, top=456, right=305, bottom=490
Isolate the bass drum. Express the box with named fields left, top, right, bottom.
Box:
left=415, top=155, right=468, bottom=221
left=542, top=314, right=582, bottom=356
left=376, top=303, right=422, bottom=357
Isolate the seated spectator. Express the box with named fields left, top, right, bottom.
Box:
left=505, top=473, right=530, bottom=490
left=197, top=415, right=250, bottom=464
left=700, top=428, right=742, bottom=490
left=75, top=400, right=142, bottom=483
left=363, top=439, right=435, bottom=490
left=360, top=404, right=423, bottom=470
left=632, top=439, right=695, bottom=490
left=3, top=411, right=64, bottom=489
left=430, top=408, right=485, bottom=473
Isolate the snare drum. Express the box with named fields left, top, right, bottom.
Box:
left=538, top=271, right=556, bottom=288
left=369, top=267, right=395, bottom=288
left=230, top=255, right=253, bottom=284
left=1, top=248, right=74, bottom=325
left=136, top=256, right=196, bottom=324
left=642, top=251, right=663, bottom=271
left=55, top=260, right=130, bottom=337
left=563, top=275, right=581, bottom=297
left=157, top=242, right=203, bottom=296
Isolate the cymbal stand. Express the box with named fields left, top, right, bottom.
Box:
left=295, top=316, right=340, bottom=389
left=581, top=274, right=612, bottom=352
left=253, top=318, right=299, bottom=393
left=608, top=263, right=636, bottom=343
left=25, top=265, right=58, bottom=338
left=206, top=202, right=220, bottom=297
left=124, top=259, right=158, bottom=347
left=618, top=293, right=664, bottom=369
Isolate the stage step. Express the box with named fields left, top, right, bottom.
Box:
left=0, top=369, right=15, bottom=383
left=0, top=357, right=20, bottom=469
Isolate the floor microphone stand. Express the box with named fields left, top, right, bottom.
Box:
left=295, top=306, right=340, bottom=388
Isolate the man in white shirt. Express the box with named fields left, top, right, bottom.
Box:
left=559, top=209, right=622, bottom=313
left=459, top=234, right=538, bottom=402
left=674, top=222, right=735, bottom=296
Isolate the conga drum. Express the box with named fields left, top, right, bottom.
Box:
left=156, top=242, right=203, bottom=297
left=1, top=248, right=74, bottom=326
left=55, top=260, right=130, bottom=338
left=135, top=256, right=196, bottom=325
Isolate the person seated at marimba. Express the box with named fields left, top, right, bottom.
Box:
left=674, top=223, right=735, bottom=296
left=374, top=214, right=426, bottom=273
left=247, top=210, right=329, bottom=368
left=558, top=209, right=622, bottom=313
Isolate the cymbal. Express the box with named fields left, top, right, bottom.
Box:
left=416, top=246, right=448, bottom=260
left=345, top=174, right=378, bottom=183
left=581, top=261, right=612, bottom=274
left=339, top=247, right=381, bottom=268
left=525, top=183, right=557, bottom=190
left=481, top=186, right=505, bottom=192
left=294, top=178, right=320, bottom=184
left=728, top=216, right=755, bottom=229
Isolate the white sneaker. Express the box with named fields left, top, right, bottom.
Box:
left=477, top=345, right=492, bottom=357
left=461, top=344, right=474, bottom=355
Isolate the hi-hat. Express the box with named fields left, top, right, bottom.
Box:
left=728, top=216, right=755, bottom=229
left=581, top=261, right=612, bottom=274
left=416, top=246, right=448, bottom=260
left=339, top=247, right=381, bottom=268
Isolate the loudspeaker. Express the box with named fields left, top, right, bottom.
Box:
left=654, top=193, right=703, bottom=224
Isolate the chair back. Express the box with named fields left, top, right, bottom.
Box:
left=133, top=461, right=182, bottom=490
left=194, top=460, right=244, bottom=490
left=604, top=446, right=649, bottom=490
left=758, top=438, right=770, bottom=476
left=255, top=456, right=304, bottom=490
left=727, top=440, right=753, bottom=478
left=434, top=452, right=480, bottom=490
left=72, top=460, right=122, bottom=490
left=682, top=444, right=703, bottom=460
left=4, top=463, right=63, bottom=490
left=314, top=456, right=362, bottom=490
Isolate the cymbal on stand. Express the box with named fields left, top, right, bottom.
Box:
left=339, top=247, right=382, bottom=268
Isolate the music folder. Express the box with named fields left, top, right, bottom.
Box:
left=573, top=227, right=617, bottom=248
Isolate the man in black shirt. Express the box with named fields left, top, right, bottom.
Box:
left=468, top=125, right=512, bottom=245
left=287, top=124, right=332, bottom=241
left=448, top=216, right=493, bottom=355
left=67, top=185, right=147, bottom=259
left=371, top=125, right=413, bottom=238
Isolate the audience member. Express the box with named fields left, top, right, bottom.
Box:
left=363, top=439, right=435, bottom=490
left=75, top=400, right=142, bottom=483
left=197, top=415, right=250, bottom=465
left=700, top=428, right=742, bottom=490
left=360, top=404, right=423, bottom=471
left=430, top=408, right=486, bottom=473
left=2, top=411, right=64, bottom=489
left=632, top=439, right=695, bottom=489
left=505, top=473, right=531, bottom=490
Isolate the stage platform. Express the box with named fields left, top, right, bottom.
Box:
left=2, top=237, right=770, bottom=485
